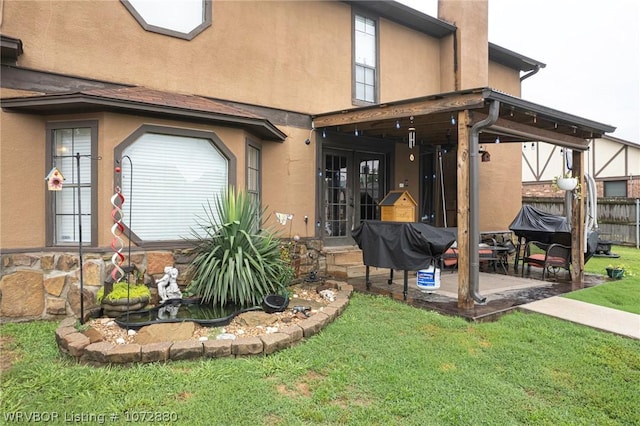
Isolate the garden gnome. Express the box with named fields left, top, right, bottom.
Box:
left=157, top=266, right=182, bottom=303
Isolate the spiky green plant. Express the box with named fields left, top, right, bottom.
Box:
left=186, top=187, right=288, bottom=306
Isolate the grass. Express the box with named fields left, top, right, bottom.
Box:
left=564, top=245, right=640, bottom=314
left=2, top=293, right=639, bottom=425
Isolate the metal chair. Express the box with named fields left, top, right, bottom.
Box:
left=521, top=240, right=571, bottom=280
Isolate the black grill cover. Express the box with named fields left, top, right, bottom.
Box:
left=509, top=205, right=572, bottom=246
left=509, top=205, right=598, bottom=262
left=352, top=221, right=456, bottom=270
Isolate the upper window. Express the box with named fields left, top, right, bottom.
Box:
left=46, top=121, right=98, bottom=246
left=116, top=125, right=236, bottom=243
left=121, top=0, right=212, bottom=40
left=604, top=180, right=627, bottom=197
left=354, top=13, right=378, bottom=104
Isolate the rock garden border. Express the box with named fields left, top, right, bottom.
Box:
left=55, top=281, right=352, bottom=366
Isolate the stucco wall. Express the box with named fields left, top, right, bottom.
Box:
left=1, top=1, right=445, bottom=114
left=0, top=107, right=47, bottom=249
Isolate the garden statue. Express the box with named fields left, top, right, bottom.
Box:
left=157, top=266, right=182, bottom=303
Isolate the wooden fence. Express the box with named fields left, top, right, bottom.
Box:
left=522, top=197, right=639, bottom=246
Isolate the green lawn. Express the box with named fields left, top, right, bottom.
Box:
left=564, top=245, right=640, bottom=314
left=2, top=293, right=639, bottom=425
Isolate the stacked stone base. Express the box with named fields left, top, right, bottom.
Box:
left=56, top=282, right=352, bottom=366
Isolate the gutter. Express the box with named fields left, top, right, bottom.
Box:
left=520, top=65, right=541, bottom=81
left=469, top=100, right=500, bottom=304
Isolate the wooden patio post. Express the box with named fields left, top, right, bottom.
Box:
left=571, top=149, right=585, bottom=288
left=457, top=110, right=472, bottom=309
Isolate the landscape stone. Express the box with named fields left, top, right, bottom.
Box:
left=169, top=340, right=203, bottom=360
left=44, top=274, right=66, bottom=296
left=235, top=311, right=279, bottom=327
left=107, top=344, right=141, bottom=364
left=56, top=254, right=78, bottom=271
left=232, top=336, right=263, bottom=356
left=146, top=252, right=174, bottom=275
left=46, top=297, right=67, bottom=315
left=203, top=339, right=232, bottom=358
left=134, top=322, right=196, bottom=344
left=141, top=342, right=172, bottom=363
left=67, top=285, right=97, bottom=317
left=82, top=261, right=102, bottom=286
left=279, top=324, right=304, bottom=343
left=0, top=270, right=44, bottom=318
left=64, top=332, right=91, bottom=357
left=82, top=327, right=104, bottom=343
left=260, top=332, right=291, bottom=355
left=41, top=254, right=56, bottom=270
left=81, top=342, right=115, bottom=364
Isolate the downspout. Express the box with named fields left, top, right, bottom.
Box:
left=520, top=65, right=541, bottom=81
left=469, top=100, right=500, bottom=304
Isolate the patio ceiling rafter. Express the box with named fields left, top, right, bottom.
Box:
left=312, top=87, right=615, bottom=147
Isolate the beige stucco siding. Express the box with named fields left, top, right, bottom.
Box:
left=1, top=1, right=349, bottom=114
left=488, top=61, right=521, bottom=96
left=0, top=111, right=47, bottom=248
left=379, top=18, right=442, bottom=101
left=478, top=143, right=522, bottom=231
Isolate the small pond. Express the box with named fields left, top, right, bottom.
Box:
left=114, top=298, right=262, bottom=329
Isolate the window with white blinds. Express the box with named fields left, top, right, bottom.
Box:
left=51, top=127, right=93, bottom=245
left=121, top=133, right=228, bottom=241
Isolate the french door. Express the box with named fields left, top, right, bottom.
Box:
left=323, top=150, right=385, bottom=246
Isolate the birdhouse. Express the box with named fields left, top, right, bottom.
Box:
left=379, top=190, right=417, bottom=222
left=45, top=167, right=65, bottom=191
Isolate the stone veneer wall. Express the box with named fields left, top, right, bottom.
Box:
left=0, top=238, right=324, bottom=323
left=56, top=282, right=352, bottom=365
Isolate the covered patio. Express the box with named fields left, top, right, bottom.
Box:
left=314, top=87, right=615, bottom=310
left=347, top=269, right=605, bottom=322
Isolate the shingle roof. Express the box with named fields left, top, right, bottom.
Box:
left=1, top=86, right=287, bottom=141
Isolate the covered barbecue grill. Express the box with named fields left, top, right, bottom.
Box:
left=509, top=205, right=598, bottom=272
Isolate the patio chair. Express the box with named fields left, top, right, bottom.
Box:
left=521, top=240, right=571, bottom=280
left=440, top=247, right=458, bottom=272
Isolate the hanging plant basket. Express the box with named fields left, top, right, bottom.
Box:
left=556, top=177, right=578, bottom=191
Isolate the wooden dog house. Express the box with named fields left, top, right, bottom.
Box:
left=379, top=190, right=417, bottom=222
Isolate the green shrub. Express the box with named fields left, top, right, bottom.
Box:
left=96, top=282, right=151, bottom=303
left=186, top=187, right=289, bottom=306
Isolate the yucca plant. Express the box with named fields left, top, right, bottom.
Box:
left=186, top=187, right=289, bottom=306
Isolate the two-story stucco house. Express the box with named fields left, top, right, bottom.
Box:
left=0, top=0, right=615, bottom=321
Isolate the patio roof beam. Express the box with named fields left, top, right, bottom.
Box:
left=471, top=113, right=591, bottom=150
left=312, top=93, right=485, bottom=129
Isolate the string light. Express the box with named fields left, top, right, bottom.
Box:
left=495, top=136, right=500, bottom=144
left=395, top=120, right=400, bottom=129
left=355, top=126, right=359, bottom=136
left=450, top=115, right=456, bottom=125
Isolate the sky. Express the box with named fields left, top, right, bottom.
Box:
left=398, top=0, right=640, bottom=143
